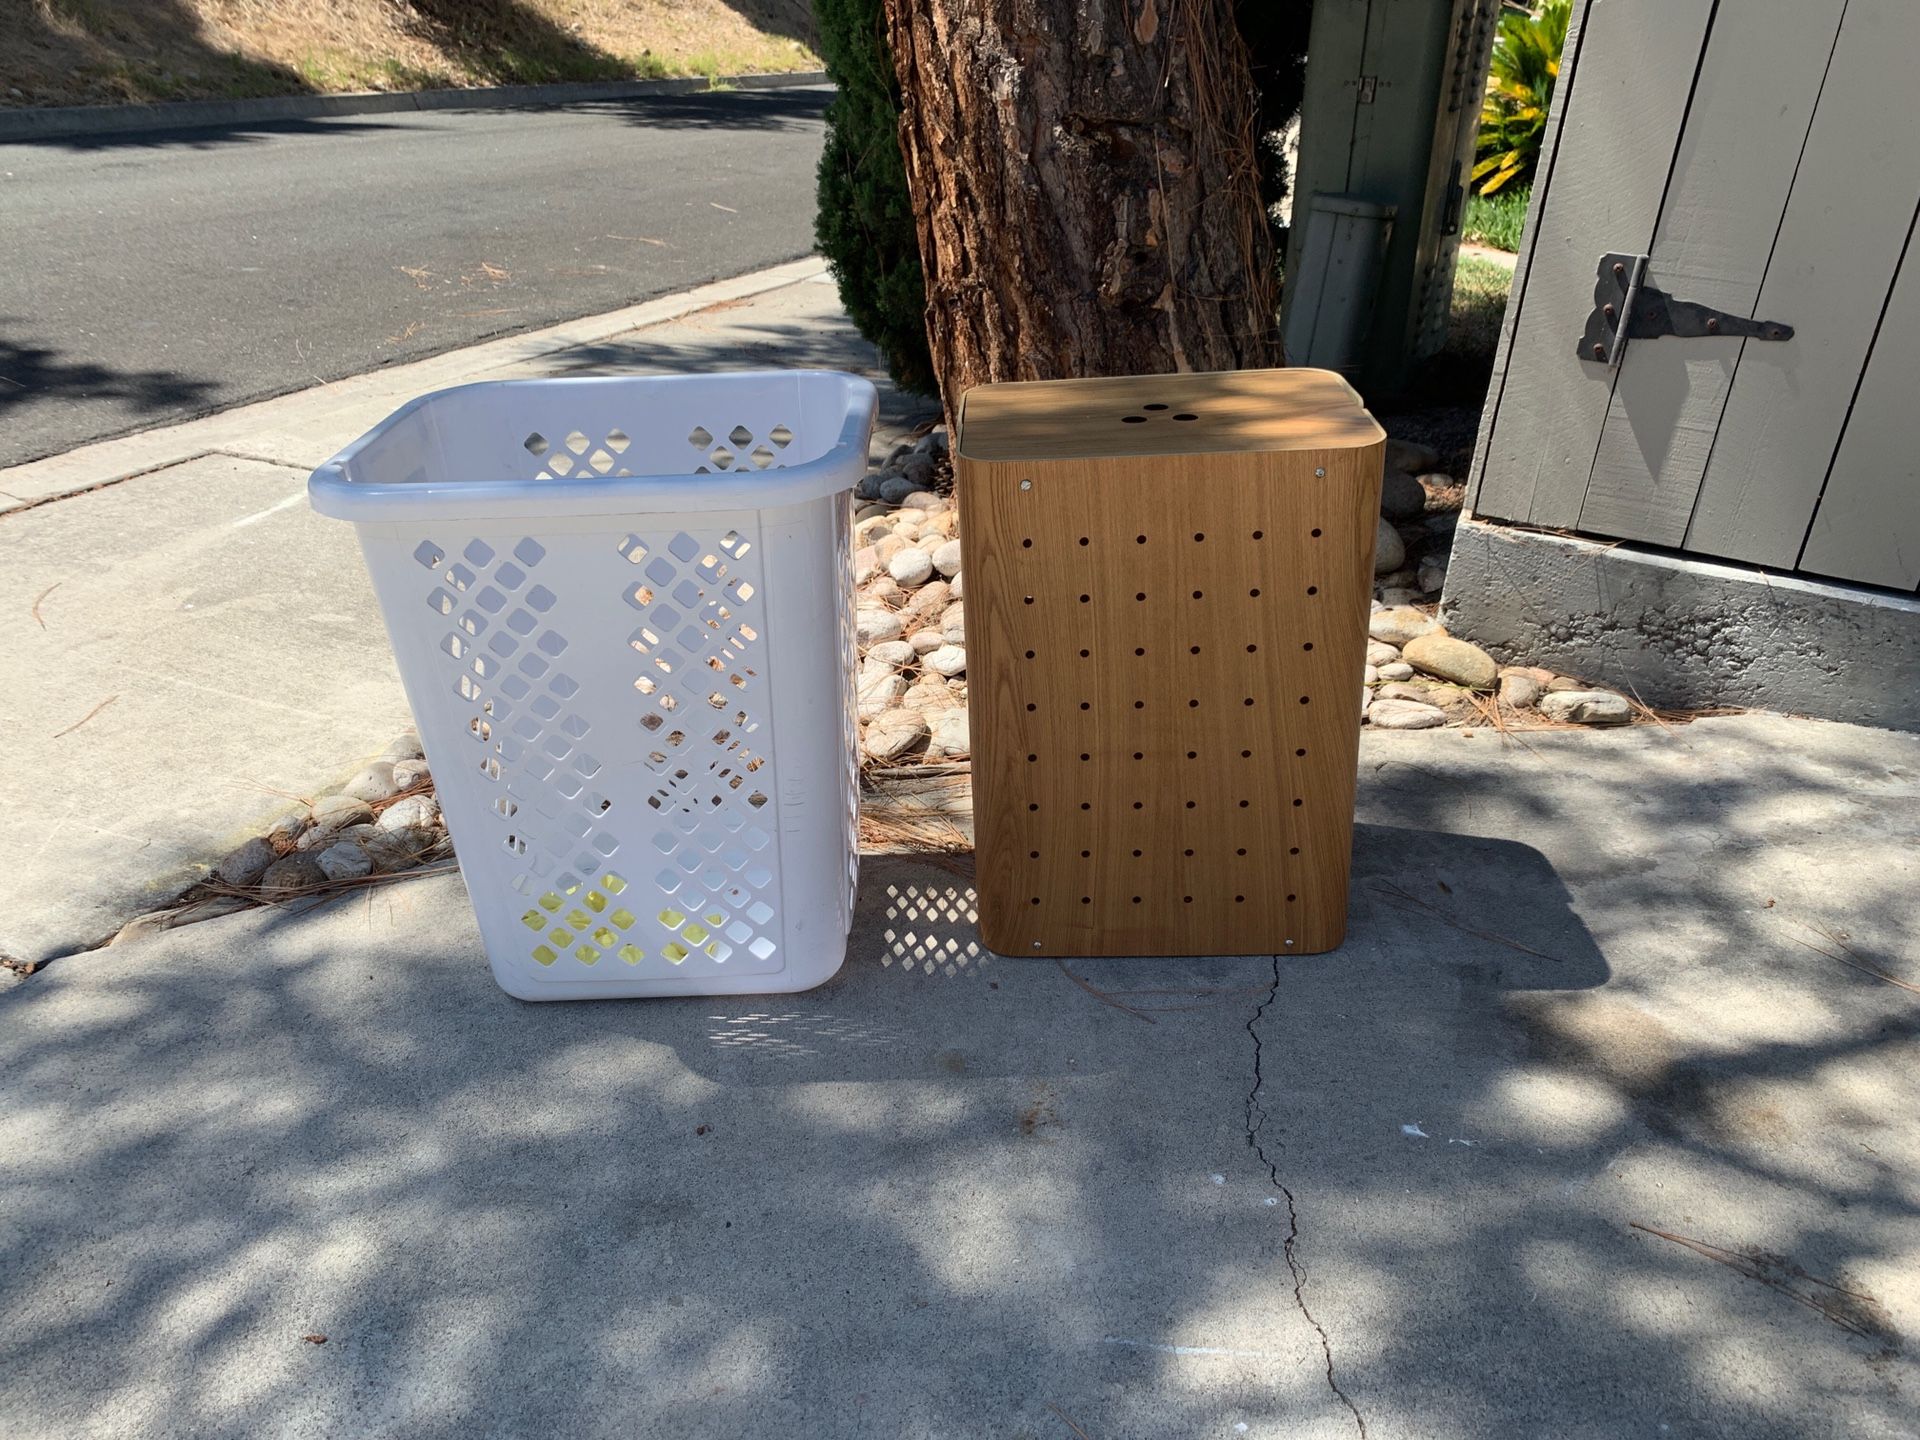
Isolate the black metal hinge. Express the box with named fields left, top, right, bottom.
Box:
left=1577, top=253, right=1794, bottom=367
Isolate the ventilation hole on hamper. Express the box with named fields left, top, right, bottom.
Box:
left=1306, top=585, right=1319, bottom=596
left=688, top=426, right=713, bottom=448
left=414, top=540, right=445, bottom=570
left=1183, top=848, right=1194, bottom=857
left=1239, top=800, right=1250, bottom=808
left=728, top=425, right=754, bottom=447
left=1144, top=403, right=1168, bottom=412
left=1293, top=798, right=1304, bottom=807
left=1080, top=594, right=1090, bottom=604
left=514, top=538, right=545, bottom=567
left=1121, top=414, right=1147, bottom=424
left=1021, top=538, right=1032, bottom=548
left=1296, top=747, right=1307, bottom=757
left=606, top=429, right=630, bottom=453
left=750, top=445, right=776, bottom=468
left=708, top=445, right=735, bottom=470
left=1080, top=849, right=1090, bottom=858
left=1300, top=695, right=1311, bottom=705
left=588, top=450, right=614, bottom=474
left=560, top=431, right=588, bottom=455
left=1236, top=847, right=1247, bottom=856
left=1136, top=535, right=1147, bottom=544
left=1174, top=413, right=1198, bottom=421
left=769, top=423, right=793, bottom=449
left=523, top=433, right=549, bottom=457
left=1311, top=528, right=1323, bottom=538
left=1289, top=846, right=1301, bottom=856
left=1287, top=894, right=1298, bottom=903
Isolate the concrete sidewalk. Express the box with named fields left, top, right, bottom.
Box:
left=4, top=714, right=1919, bottom=1438
left=0, top=261, right=939, bottom=965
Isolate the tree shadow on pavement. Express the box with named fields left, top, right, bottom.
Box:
left=9, top=114, right=415, bottom=155
left=584, top=86, right=831, bottom=134
left=2, top=717, right=1915, bottom=1435
left=0, top=329, right=219, bottom=431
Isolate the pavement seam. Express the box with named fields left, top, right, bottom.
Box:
left=1245, top=952, right=1368, bottom=1440
left=0, top=450, right=229, bottom=518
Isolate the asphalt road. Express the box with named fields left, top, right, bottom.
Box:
left=0, top=87, right=830, bottom=468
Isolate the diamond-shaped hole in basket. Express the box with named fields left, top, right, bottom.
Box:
left=523, top=433, right=549, bottom=457
left=607, top=429, right=631, bottom=454
left=768, top=424, right=793, bottom=449
left=688, top=426, right=713, bottom=449
left=749, top=445, right=776, bottom=468
left=708, top=446, right=736, bottom=470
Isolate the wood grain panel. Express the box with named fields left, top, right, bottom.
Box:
left=1685, top=0, right=1920, bottom=567
left=1471, top=0, right=1712, bottom=528
left=957, top=374, right=1382, bottom=957
left=1577, top=0, right=1846, bottom=545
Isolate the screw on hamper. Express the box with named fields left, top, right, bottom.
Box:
left=310, top=372, right=877, bottom=999
left=954, top=370, right=1385, bottom=958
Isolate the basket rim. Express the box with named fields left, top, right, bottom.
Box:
left=309, top=370, right=878, bottom=522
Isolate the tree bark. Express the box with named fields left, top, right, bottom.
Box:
left=881, top=0, right=1280, bottom=411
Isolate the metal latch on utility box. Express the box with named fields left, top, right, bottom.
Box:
left=1577, top=253, right=1793, bottom=368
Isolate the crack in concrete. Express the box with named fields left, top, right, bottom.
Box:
left=1246, top=952, right=1368, bottom=1440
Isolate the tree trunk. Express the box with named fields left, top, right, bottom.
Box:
left=881, top=0, right=1280, bottom=411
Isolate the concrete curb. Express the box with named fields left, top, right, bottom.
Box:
left=0, top=71, right=829, bottom=144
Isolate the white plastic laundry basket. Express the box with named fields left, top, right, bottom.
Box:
left=310, top=371, right=877, bottom=1000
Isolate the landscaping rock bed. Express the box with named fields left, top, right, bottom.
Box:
left=848, top=426, right=1677, bottom=765
left=107, top=734, right=454, bottom=945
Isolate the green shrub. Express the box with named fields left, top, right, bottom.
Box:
left=1473, top=0, right=1569, bottom=196
left=813, top=0, right=936, bottom=396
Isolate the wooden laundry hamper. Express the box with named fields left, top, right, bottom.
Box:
left=954, top=370, right=1385, bottom=957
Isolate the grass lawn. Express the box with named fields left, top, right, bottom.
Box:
left=1462, top=187, right=1530, bottom=253
left=2, top=0, right=819, bottom=108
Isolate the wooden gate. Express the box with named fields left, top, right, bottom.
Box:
left=1468, top=0, right=1920, bottom=593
